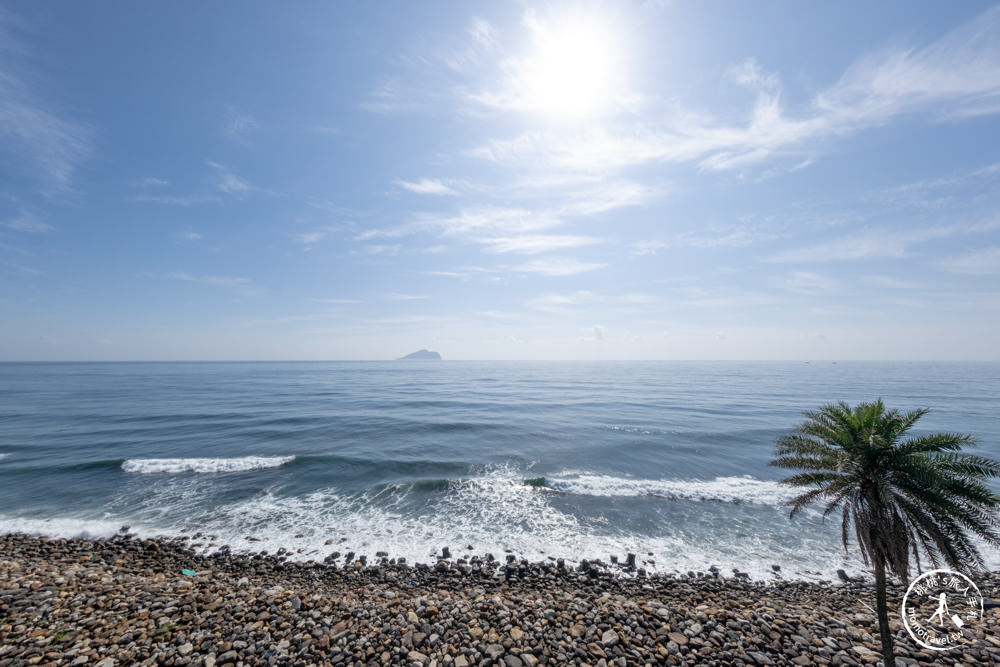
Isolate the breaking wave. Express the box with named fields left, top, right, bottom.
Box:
left=121, top=456, right=295, bottom=474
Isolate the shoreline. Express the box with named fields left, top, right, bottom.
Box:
left=2, top=533, right=998, bottom=666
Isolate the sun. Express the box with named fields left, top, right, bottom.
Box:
left=519, top=13, right=623, bottom=118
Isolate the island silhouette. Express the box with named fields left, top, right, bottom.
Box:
left=397, top=349, right=442, bottom=360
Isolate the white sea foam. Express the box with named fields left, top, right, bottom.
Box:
left=121, top=456, right=295, bottom=474
left=115, top=466, right=853, bottom=580
left=8, top=465, right=997, bottom=582
left=546, top=473, right=799, bottom=505
left=0, top=516, right=123, bottom=540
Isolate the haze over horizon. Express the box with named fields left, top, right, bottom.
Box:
left=3, top=2, right=1000, bottom=361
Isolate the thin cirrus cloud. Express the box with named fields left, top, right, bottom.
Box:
left=133, top=177, right=169, bottom=188
left=207, top=161, right=251, bottom=195
left=395, top=178, right=458, bottom=196
left=530, top=290, right=655, bottom=312
left=768, top=218, right=1000, bottom=263
left=1, top=211, right=52, bottom=233
left=0, top=33, right=91, bottom=192
left=513, top=258, right=606, bottom=276
left=222, top=106, right=257, bottom=141
left=480, top=234, right=600, bottom=254
left=468, top=4, right=1000, bottom=174
left=938, top=247, right=1000, bottom=275
left=168, top=271, right=251, bottom=290
left=130, top=194, right=221, bottom=207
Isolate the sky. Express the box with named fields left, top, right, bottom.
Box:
left=2, top=1, right=1000, bottom=361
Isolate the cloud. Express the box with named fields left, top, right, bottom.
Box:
left=395, top=178, right=458, bottom=196
left=385, top=293, right=429, bottom=300
left=169, top=271, right=251, bottom=289
left=207, top=161, right=251, bottom=195
left=782, top=271, right=836, bottom=295
left=469, top=5, right=1000, bottom=174
left=297, top=231, right=326, bottom=246
left=420, top=206, right=563, bottom=236
left=134, top=177, right=169, bottom=188
left=632, top=240, right=666, bottom=256
left=364, top=244, right=401, bottom=255
left=361, top=80, right=432, bottom=114
left=578, top=324, right=606, bottom=342
left=768, top=218, right=1000, bottom=263
left=1, top=210, right=51, bottom=233
left=817, top=5, right=1000, bottom=123
left=310, top=297, right=363, bottom=304
left=223, top=106, right=257, bottom=140
left=1, top=259, right=45, bottom=276
left=469, top=18, right=496, bottom=49
left=0, top=17, right=91, bottom=191
left=513, top=258, right=606, bottom=276
left=529, top=290, right=655, bottom=312
left=179, top=231, right=202, bottom=241
left=727, top=57, right=779, bottom=91
left=481, top=234, right=600, bottom=254
left=862, top=275, right=923, bottom=289
left=938, top=247, right=1000, bottom=274
left=130, top=194, right=221, bottom=207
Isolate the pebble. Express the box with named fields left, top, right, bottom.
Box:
left=0, top=533, right=997, bottom=667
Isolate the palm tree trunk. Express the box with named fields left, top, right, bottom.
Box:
left=874, top=553, right=895, bottom=667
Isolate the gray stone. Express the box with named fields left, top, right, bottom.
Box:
left=485, top=644, right=505, bottom=659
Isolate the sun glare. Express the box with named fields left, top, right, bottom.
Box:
left=520, top=14, right=622, bottom=118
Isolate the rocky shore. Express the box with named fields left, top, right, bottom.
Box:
left=1, top=533, right=997, bottom=666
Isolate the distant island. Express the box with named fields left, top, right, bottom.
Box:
left=397, top=349, right=442, bottom=360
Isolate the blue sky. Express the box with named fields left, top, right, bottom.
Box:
left=2, top=1, right=1000, bottom=360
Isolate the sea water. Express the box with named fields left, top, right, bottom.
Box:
left=1, top=361, right=997, bottom=580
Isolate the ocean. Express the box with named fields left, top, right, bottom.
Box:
left=1, top=361, right=997, bottom=580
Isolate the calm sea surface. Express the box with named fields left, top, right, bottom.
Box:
left=1, top=361, right=997, bottom=579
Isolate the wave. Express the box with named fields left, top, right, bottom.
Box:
left=543, top=473, right=798, bottom=505
left=121, top=455, right=295, bottom=474
left=0, top=516, right=123, bottom=540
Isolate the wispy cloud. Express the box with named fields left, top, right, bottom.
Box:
left=223, top=105, right=257, bottom=141
left=578, top=324, right=606, bottom=342
left=131, top=194, right=220, bottom=207
left=364, top=244, right=401, bottom=255
left=513, top=258, right=606, bottom=276
left=0, top=15, right=91, bottom=192
left=385, top=293, right=429, bottom=300
left=768, top=218, right=1000, bottom=263
left=938, top=247, right=1000, bottom=274
left=310, top=297, right=363, bottom=304
left=208, top=161, right=251, bottom=195
left=862, top=275, right=924, bottom=289
left=632, top=240, right=666, bottom=256
left=781, top=271, right=837, bottom=295
left=169, top=271, right=252, bottom=289
left=530, top=290, right=655, bottom=312
left=395, top=178, right=458, bottom=196
left=133, top=177, right=169, bottom=188
left=419, top=206, right=563, bottom=236
left=1, top=210, right=51, bottom=233
left=469, top=5, right=1000, bottom=174
left=361, top=80, right=432, bottom=114
left=1, top=259, right=45, bottom=276
left=178, top=231, right=202, bottom=241
left=481, top=234, right=600, bottom=254
left=296, top=231, right=326, bottom=248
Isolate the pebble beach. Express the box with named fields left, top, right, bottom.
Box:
left=2, top=533, right=998, bottom=667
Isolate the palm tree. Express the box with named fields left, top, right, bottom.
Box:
left=770, top=399, right=1000, bottom=666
